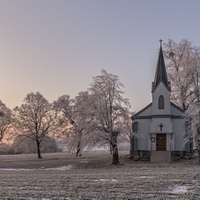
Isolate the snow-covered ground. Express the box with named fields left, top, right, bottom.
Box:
left=0, top=165, right=73, bottom=171
left=0, top=151, right=199, bottom=199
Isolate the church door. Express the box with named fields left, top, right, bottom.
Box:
left=156, top=134, right=166, bottom=151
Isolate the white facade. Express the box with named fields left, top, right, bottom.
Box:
left=131, top=44, right=191, bottom=161
left=132, top=101, right=187, bottom=153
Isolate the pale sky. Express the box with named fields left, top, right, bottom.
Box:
left=0, top=1, right=200, bottom=112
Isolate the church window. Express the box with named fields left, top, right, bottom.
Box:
left=158, top=95, right=164, bottom=109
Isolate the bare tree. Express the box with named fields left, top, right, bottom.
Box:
left=163, top=39, right=200, bottom=157
left=0, top=100, right=12, bottom=142
left=89, top=69, right=130, bottom=164
left=184, top=101, right=200, bottom=160
left=184, top=51, right=200, bottom=159
left=13, top=92, right=57, bottom=158
left=118, top=112, right=136, bottom=142
left=54, top=91, right=94, bottom=157
left=163, top=39, right=200, bottom=110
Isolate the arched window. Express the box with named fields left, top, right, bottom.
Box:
left=158, top=95, right=164, bottom=109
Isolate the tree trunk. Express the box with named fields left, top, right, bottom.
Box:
left=111, top=143, right=119, bottom=164
left=36, top=140, right=42, bottom=159
left=76, top=140, right=81, bottom=157
left=197, top=150, right=200, bottom=162
left=110, top=144, right=112, bottom=155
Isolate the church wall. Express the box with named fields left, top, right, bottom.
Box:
left=135, top=119, right=151, bottom=150
left=171, top=104, right=184, bottom=116
left=150, top=118, right=173, bottom=151
left=150, top=118, right=172, bottom=133
left=149, top=133, right=156, bottom=151
left=136, top=104, right=152, bottom=116
left=167, top=133, right=174, bottom=151
left=152, top=83, right=171, bottom=115
left=172, top=118, right=186, bottom=151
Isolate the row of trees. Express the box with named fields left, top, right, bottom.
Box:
left=0, top=69, right=131, bottom=164
left=163, top=39, right=200, bottom=157
left=1, top=39, right=200, bottom=163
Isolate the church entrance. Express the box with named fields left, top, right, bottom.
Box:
left=156, top=134, right=166, bottom=151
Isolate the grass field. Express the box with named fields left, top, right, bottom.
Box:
left=0, top=151, right=200, bottom=199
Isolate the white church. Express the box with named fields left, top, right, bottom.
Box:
left=130, top=41, right=192, bottom=163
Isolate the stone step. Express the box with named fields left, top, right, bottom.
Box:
left=151, top=151, right=171, bottom=163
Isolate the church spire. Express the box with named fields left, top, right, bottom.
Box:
left=152, top=40, right=171, bottom=92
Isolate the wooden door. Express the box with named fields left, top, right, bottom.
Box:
left=156, top=134, right=166, bottom=151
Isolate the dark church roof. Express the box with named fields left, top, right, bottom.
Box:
left=152, top=43, right=171, bottom=92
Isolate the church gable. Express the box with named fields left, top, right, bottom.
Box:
left=134, top=103, right=152, bottom=118
left=170, top=102, right=184, bottom=116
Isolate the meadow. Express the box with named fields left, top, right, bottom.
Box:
left=0, top=151, right=200, bottom=199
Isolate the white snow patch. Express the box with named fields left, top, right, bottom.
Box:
left=89, top=146, right=109, bottom=151
left=138, top=176, right=154, bottom=179
left=0, top=165, right=73, bottom=171
left=80, top=160, right=89, bottom=163
left=0, top=168, right=31, bottom=171
left=41, top=198, right=71, bottom=200
left=44, top=165, right=73, bottom=171
left=111, top=179, right=118, bottom=182
left=94, top=179, right=118, bottom=182
left=171, top=185, right=189, bottom=194
left=94, top=179, right=109, bottom=182
left=146, top=194, right=154, bottom=197
left=6, top=187, right=15, bottom=189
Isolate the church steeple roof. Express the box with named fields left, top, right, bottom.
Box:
left=153, top=40, right=171, bottom=92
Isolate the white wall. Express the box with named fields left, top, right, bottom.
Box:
left=134, top=84, right=186, bottom=153
left=137, top=104, right=152, bottom=116
left=172, top=118, right=186, bottom=151
left=136, top=118, right=151, bottom=150
left=171, top=104, right=183, bottom=115
left=150, top=118, right=173, bottom=133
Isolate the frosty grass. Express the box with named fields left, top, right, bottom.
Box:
left=0, top=151, right=199, bottom=199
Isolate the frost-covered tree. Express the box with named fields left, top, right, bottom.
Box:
left=163, top=39, right=200, bottom=110
left=0, top=100, right=13, bottom=142
left=184, top=101, right=200, bottom=160
left=183, top=51, right=200, bottom=159
left=54, top=91, right=94, bottom=157
left=13, top=92, right=58, bottom=158
left=118, top=112, right=135, bottom=142
left=89, top=69, right=130, bottom=164
left=164, top=39, right=200, bottom=156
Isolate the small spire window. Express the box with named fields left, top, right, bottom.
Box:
left=158, top=95, right=164, bottom=109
